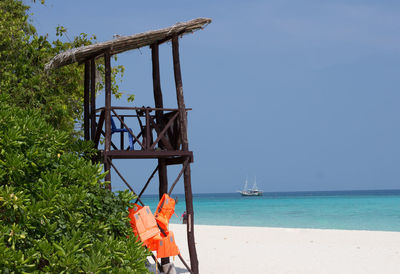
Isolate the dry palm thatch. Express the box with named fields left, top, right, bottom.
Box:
left=45, top=18, right=211, bottom=71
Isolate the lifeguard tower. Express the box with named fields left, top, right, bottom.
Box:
left=45, top=18, right=211, bottom=274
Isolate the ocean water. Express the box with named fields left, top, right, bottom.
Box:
left=139, top=190, right=400, bottom=232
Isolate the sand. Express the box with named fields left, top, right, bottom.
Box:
left=148, top=224, right=400, bottom=274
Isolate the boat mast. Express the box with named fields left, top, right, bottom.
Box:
left=252, top=176, right=258, bottom=190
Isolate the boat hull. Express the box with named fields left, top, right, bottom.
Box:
left=240, top=191, right=263, bottom=196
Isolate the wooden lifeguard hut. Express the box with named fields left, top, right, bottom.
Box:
left=45, top=18, right=211, bottom=273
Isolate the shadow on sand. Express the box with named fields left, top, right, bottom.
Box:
left=147, top=263, right=189, bottom=274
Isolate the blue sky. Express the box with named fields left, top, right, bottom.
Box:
left=27, top=0, right=400, bottom=193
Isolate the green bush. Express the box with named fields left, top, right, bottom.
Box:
left=0, top=0, right=149, bottom=272
left=0, top=98, right=149, bottom=272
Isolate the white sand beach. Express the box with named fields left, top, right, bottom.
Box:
left=150, top=224, right=400, bottom=274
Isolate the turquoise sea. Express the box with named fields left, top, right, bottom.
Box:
left=139, top=190, right=400, bottom=232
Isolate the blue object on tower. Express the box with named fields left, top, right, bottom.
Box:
left=111, top=116, right=134, bottom=150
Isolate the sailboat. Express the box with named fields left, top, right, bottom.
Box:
left=237, top=177, right=263, bottom=196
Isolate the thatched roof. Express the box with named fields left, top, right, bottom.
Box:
left=45, top=18, right=211, bottom=71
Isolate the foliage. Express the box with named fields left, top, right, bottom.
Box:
left=0, top=0, right=148, bottom=272
left=0, top=99, right=149, bottom=272
left=0, top=0, right=127, bottom=134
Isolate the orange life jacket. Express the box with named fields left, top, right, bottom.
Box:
left=130, top=206, right=160, bottom=242
left=154, top=194, right=176, bottom=232
left=128, top=203, right=142, bottom=217
left=143, top=235, right=160, bottom=251
left=128, top=204, right=162, bottom=251
left=156, top=231, right=180, bottom=258
left=128, top=198, right=181, bottom=257
left=128, top=203, right=143, bottom=235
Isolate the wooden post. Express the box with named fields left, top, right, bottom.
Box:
left=104, top=49, right=112, bottom=190
left=90, top=58, right=96, bottom=141
left=151, top=44, right=169, bottom=197
left=172, top=36, right=198, bottom=274
left=152, top=43, right=170, bottom=266
left=84, top=60, right=90, bottom=140
left=152, top=43, right=169, bottom=194
left=172, top=38, right=189, bottom=151
left=151, top=44, right=165, bottom=128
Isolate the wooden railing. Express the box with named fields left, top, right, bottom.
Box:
left=93, top=107, right=190, bottom=152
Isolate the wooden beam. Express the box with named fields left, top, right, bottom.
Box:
left=107, top=150, right=193, bottom=159
left=172, top=36, right=189, bottom=151
left=172, top=36, right=198, bottom=274
left=84, top=61, right=90, bottom=140
left=168, top=159, right=189, bottom=196
left=104, top=49, right=112, bottom=190
left=151, top=46, right=169, bottom=251
left=109, top=162, right=144, bottom=205
left=158, top=159, right=168, bottom=199
left=90, top=58, right=96, bottom=140
left=134, top=165, right=159, bottom=204
left=151, top=44, right=164, bottom=127
left=131, top=130, right=143, bottom=146
left=97, top=106, right=192, bottom=111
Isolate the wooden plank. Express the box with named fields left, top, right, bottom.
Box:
left=104, top=49, right=112, bottom=190
left=97, top=106, right=192, bottom=111
left=84, top=61, right=90, bottom=140
left=132, top=130, right=143, bottom=145
left=134, top=165, right=159, bottom=204
left=90, top=58, right=96, bottom=140
left=107, top=150, right=193, bottom=159
left=168, top=159, right=188, bottom=195
left=109, top=162, right=143, bottom=205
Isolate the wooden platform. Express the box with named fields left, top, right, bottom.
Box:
left=103, top=150, right=193, bottom=161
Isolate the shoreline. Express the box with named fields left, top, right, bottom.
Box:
left=169, top=222, right=400, bottom=233
left=155, top=224, right=400, bottom=274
